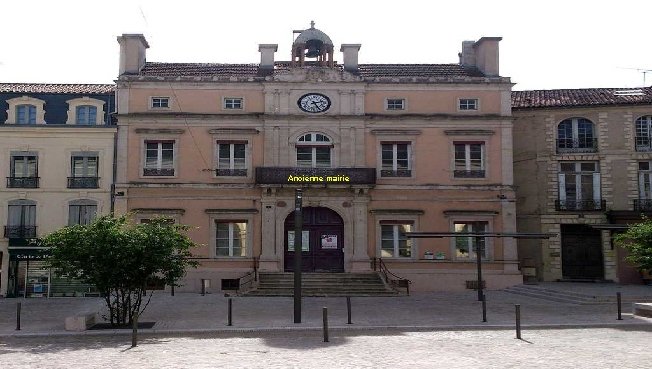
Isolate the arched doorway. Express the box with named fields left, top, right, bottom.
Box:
left=284, top=207, right=344, bottom=272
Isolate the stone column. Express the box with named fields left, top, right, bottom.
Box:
left=259, top=192, right=280, bottom=271
left=350, top=189, right=371, bottom=271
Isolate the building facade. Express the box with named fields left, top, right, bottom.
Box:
left=0, top=83, right=116, bottom=297
left=114, top=25, right=520, bottom=292
left=512, top=87, right=652, bottom=283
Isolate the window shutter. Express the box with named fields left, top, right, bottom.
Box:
left=69, top=205, right=80, bottom=226
left=593, top=172, right=601, bottom=206
left=558, top=173, right=566, bottom=201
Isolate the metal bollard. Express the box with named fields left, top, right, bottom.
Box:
left=515, top=304, right=521, bottom=339
left=323, top=307, right=329, bottom=342
left=482, top=294, right=487, bottom=323
left=171, top=284, right=175, bottom=297
left=16, top=302, right=21, bottom=331
left=617, top=292, right=622, bottom=320
left=346, top=297, right=352, bottom=325
left=228, top=298, right=233, bottom=326
left=201, top=279, right=206, bottom=296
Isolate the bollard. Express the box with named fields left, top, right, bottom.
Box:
left=16, top=302, right=21, bottom=331
left=322, top=307, right=329, bottom=343
left=171, top=284, right=175, bottom=297
left=201, top=279, right=206, bottom=296
left=617, top=292, right=622, bottom=320
left=228, top=298, right=233, bottom=326
left=346, top=297, right=352, bottom=325
left=482, top=294, right=487, bottom=323
left=515, top=304, right=521, bottom=339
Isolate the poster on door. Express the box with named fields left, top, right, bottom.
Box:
left=321, top=235, right=338, bottom=249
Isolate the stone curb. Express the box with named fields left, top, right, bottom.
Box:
left=2, top=321, right=651, bottom=338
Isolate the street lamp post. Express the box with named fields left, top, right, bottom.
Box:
left=475, top=234, right=484, bottom=302
left=293, top=189, right=303, bottom=324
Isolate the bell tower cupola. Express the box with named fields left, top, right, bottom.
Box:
left=291, top=21, right=334, bottom=68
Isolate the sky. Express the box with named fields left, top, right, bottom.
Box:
left=1, top=0, right=651, bottom=91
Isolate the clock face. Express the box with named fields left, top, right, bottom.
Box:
left=298, top=93, right=331, bottom=113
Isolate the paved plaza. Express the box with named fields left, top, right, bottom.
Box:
left=0, top=283, right=651, bottom=368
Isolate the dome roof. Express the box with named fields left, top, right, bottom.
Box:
left=293, top=22, right=333, bottom=46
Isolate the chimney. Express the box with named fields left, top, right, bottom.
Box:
left=458, top=41, right=476, bottom=67
left=117, top=34, right=149, bottom=76
left=340, top=44, right=361, bottom=73
left=471, top=37, right=502, bottom=77
left=258, top=44, right=278, bottom=71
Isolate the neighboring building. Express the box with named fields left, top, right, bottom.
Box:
left=512, top=87, right=652, bottom=283
left=0, top=83, right=116, bottom=297
left=114, top=24, right=520, bottom=292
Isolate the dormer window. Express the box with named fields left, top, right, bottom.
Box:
left=76, top=106, right=97, bottom=125
left=16, top=104, right=37, bottom=124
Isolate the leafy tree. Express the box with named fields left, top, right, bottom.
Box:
left=614, top=219, right=652, bottom=273
left=41, top=215, right=198, bottom=326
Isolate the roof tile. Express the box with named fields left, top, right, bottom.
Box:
left=512, top=87, right=652, bottom=108
left=0, top=83, right=115, bottom=94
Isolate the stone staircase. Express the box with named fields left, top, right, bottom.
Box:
left=243, top=272, right=401, bottom=297
left=503, top=284, right=652, bottom=304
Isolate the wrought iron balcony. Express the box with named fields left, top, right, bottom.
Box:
left=634, top=199, right=652, bottom=212
left=4, top=226, right=37, bottom=239
left=454, top=170, right=486, bottom=178
left=256, top=167, right=376, bottom=185
left=215, top=169, right=247, bottom=177
left=635, top=137, right=652, bottom=152
left=143, top=168, right=175, bottom=176
left=555, top=199, right=605, bottom=211
left=556, top=138, right=598, bottom=153
left=67, top=177, right=99, bottom=188
left=7, top=177, right=39, bottom=188
left=380, top=169, right=411, bottom=177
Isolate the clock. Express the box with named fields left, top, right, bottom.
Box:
left=298, top=93, right=331, bottom=113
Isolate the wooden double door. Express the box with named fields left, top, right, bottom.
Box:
left=284, top=207, right=344, bottom=272
left=561, top=224, right=604, bottom=280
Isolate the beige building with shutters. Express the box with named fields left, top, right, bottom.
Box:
left=114, top=24, right=521, bottom=292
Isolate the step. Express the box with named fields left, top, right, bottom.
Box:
left=244, top=272, right=399, bottom=297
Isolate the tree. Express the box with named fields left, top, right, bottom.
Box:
left=614, top=219, right=652, bottom=273
left=41, top=215, right=198, bottom=326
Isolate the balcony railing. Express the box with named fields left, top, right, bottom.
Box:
left=635, top=137, right=652, bottom=152
left=380, top=169, right=411, bottom=177
left=7, top=177, right=39, bottom=188
left=215, top=169, right=247, bottom=177
left=555, top=199, right=605, bottom=211
left=556, top=138, right=598, bottom=153
left=4, top=226, right=37, bottom=239
left=454, top=170, right=486, bottom=178
left=143, top=168, right=175, bottom=176
left=256, top=167, right=376, bottom=185
left=634, top=199, right=652, bottom=212
left=67, top=177, right=99, bottom=188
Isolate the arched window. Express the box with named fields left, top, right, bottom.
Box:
left=68, top=199, right=97, bottom=226
left=16, top=104, right=37, bottom=124
left=76, top=105, right=98, bottom=125
left=7, top=199, right=37, bottom=238
left=296, top=133, right=332, bottom=168
left=557, top=117, right=596, bottom=153
left=635, top=115, right=652, bottom=151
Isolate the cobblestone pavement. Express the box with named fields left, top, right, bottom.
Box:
left=1, top=327, right=651, bottom=369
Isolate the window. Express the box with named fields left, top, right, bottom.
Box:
left=216, top=221, right=247, bottom=257
left=296, top=133, right=332, bottom=168
left=75, top=105, right=97, bottom=125
left=459, top=99, right=478, bottom=111
left=454, top=222, right=488, bottom=259
left=69, top=154, right=99, bottom=188
left=635, top=116, right=652, bottom=151
left=380, top=222, right=412, bottom=258
left=381, top=143, right=411, bottom=177
left=16, top=104, right=36, bottom=124
left=386, top=99, right=405, bottom=111
left=144, top=140, right=175, bottom=176
left=68, top=200, right=97, bottom=226
left=216, top=142, right=247, bottom=176
left=454, top=142, right=485, bottom=178
left=6, top=200, right=37, bottom=239
left=557, top=117, right=597, bottom=153
left=151, top=97, right=170, bottom=109
left=557, top=162, right=602, bottom=211
left=637, top=162, right=652, bottom=211
left=8, top=153, right=38, bottom=188
left=223, top=98, right=243, bottom=110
